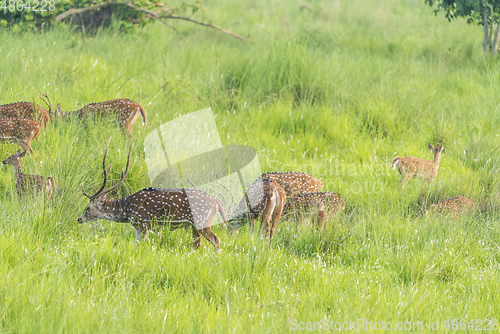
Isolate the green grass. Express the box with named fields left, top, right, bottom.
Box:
left=1, top=0, right=500, bottom=332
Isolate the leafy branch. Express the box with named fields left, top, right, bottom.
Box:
left=426, top=0, right=500, bottom=55
left=54, top=1, right=252, bottom=42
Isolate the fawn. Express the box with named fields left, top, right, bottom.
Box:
left=282, top=192, right=345, bottom=230
left=2, top=150, right=55, bottom=202
left=421, top=196, right=475, bottom=218
left=392, top=143, right=444, bottom=189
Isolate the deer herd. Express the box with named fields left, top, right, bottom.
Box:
left=0, top=93, right=477, bottom=251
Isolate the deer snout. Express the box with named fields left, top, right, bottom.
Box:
left=77, top=217, right=83, bottom=224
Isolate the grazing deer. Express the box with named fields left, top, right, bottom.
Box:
left=391, top=143, right=444, bottom=189
left=227, top=178, right=286, bottom=241
left=422, top=196, right=475, bottom=218
left=0, top=117, right=41, bottom=154
left=0, top=92, right=52, bottom=128
left=2, top=150, right=55, bottom=202
left=261, top=172, right=323, bottom=197
left=77, top=139, right=226, bottom=251
left=282, top=192, right=345, bottom=230
left=55, top=99, right=146, bottom=137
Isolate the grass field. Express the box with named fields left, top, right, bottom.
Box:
left=1, top=0, right=500, bottom=332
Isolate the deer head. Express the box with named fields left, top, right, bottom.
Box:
left=2, top=150, right=26, bottom=165
left=78, top=138, right=132, bottom=224
left=428, top=143, right=444, bottom=158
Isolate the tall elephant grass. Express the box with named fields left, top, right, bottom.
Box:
left=0, top=0, right=499, bottom=332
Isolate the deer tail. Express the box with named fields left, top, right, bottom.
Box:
left=391, top=156, right=401, bottom=170
left=216, top=199, right=228, bottom=227
left=139, top=105, right=147, bottom=125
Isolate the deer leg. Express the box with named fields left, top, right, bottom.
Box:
left=268, top=207, right=283, bottom=241
left=318, top=210, right=327, bottom=230
left=259, top=205, right=274, bottom=241
left=400, top=173, right=412, bottom=189
left=198, top=227, right=220, bottom=251
left=294, top=212, right=304, bottom=226
left=120, top=124, right=133, bottom=139
left=134, top=224, right=147, bottom=245
left=19, top=140, right=33, bottom=155
left=127, top=124, right=134, bottom=139
left=249, top=218, right=255, bottom=232
left=192, top=226, right=201, bottom=250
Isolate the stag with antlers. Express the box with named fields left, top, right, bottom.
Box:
left=78, top=139, right=226, bottom=250
left=56, top=99, right=146, bottom=137
left=226, top=178, right=286, bottom=241
left=0, top=92, right=52, bottom=128
left=0, top=117, right=41, bottom=154
left=2, top=150, right=55, bottom=202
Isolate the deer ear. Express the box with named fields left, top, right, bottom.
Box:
left=439, top=146, right=444, bottom=151
left=19, top=151, right=27, bottom=158
left=428, top=143, right=434, bottom=150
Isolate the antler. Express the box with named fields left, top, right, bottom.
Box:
left=38, top=91, right=52, bottom=116
left=98, top=138, right=132, bottom=198
left=82, top=138, right=112, bottom=200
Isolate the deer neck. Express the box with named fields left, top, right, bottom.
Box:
left=12, top=161, right=24, bottom=184
left=100, top=197, right=129, bottom=223
left=433, top=152, right=442, bottom=166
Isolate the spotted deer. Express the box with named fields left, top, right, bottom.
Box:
left=77, top=139, right=226, bottom=251
left=2, top=150, right=55, bottom=202
left=0, top=92, right=52, bottom=128
left=55, top=99, right=146, bottom=137
left=391, top=143, right=444, bottom=189
left=261, top=172, right=323, bottom=197
left=282, top=192, right=345, bottom=230
left=227, top=178, right=286, bottom=241
left=0, top=117, right=41, bottom=154
left=422, top=196, right=475, bottom=218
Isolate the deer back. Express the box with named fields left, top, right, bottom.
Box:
left=77, top=99, right=144, bottom=123
left=261, top=172, right=323, bottom=197
left=17, top=174, right=46, bottom=196
left=81, top=187, right=225, bottom=231
left=283, top=192, right=345, bottom=216
left=0, top=117, right=40, bottom=141
left=0, top=102, right=49, bottom=127
left=427, top=196, right=475, bottom=218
